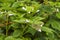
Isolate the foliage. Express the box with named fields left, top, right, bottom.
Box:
left=0, top=0, right=60, bottom=40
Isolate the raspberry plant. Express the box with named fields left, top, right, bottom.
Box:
left=0, top=0, right=60, bottom=40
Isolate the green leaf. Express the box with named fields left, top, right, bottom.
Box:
left=15, top=38, right=23, bottom=40
left=56, top=12, right=60, bottom=19
left=12, top=30, right=22, bottom=37
left=14, top=18, right=27, bottom=23
left=0, top=35, right=4, bottom=40
left=26, top=6, right=34, bottom=12
left=26, top=27, right=36, bottom=35
left=41, top=26, right=54, bottom=33
left=12, top=2, right=19, bottom=8
left=5, top=36, right=15, bottom=40
left=51, top=20, right=60, bottom=31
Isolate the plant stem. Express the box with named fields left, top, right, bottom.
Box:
left=22, top=24, right=28, bottom=35
left=6, top=13, right=9, bottom=36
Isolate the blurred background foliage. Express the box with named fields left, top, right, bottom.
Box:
left=0, top=0, right=60, bottom=40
